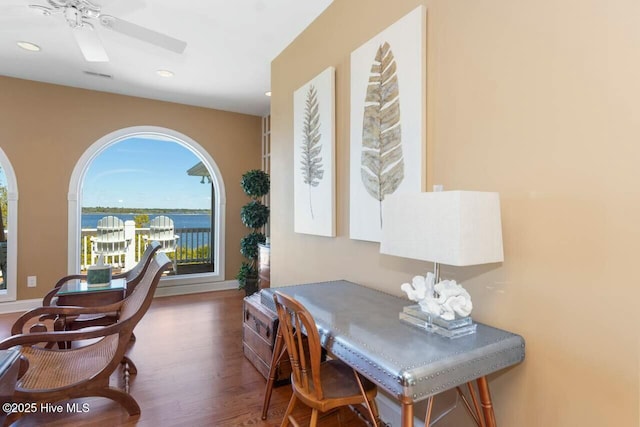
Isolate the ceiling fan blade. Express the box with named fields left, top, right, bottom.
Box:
left=73, top=27, right=109, bottom=62
left=99, top=15, right=186, bottom=54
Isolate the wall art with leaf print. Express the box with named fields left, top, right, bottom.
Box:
left=293, top=66, right=336, bottom=237
left=349, top=6, right=426, bottom=242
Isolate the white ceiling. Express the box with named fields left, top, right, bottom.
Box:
left=0, top=0, right=333, bottom=116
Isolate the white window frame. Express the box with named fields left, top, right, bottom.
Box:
left=0, top=148, right=18, bottom=302
left=68, top=126, right=226, bottom=286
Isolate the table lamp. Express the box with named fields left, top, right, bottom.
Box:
left=380, top=190, right=504, bottom=337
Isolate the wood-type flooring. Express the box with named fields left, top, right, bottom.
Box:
left=0, top=290, right=371, bottom=427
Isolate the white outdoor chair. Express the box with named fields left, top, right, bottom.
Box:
left=144, top=216, right=179, bottom=273
left=91, top=216, right=130, bottom=268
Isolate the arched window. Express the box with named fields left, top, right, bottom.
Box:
left=0, top=149, right=18, bottom=302
left=68, top=127, right=226, bottom=287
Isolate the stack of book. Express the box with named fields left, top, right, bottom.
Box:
left=399, top=305, right=477, bottom=338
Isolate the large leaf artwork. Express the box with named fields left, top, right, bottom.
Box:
left=300, top=84, right=324, bottom=219
left=361, top=41, right=404, bottom=226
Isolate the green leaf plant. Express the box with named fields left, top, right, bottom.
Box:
left=236, top=170, right=270, bottom=295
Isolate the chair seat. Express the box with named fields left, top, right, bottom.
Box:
left=292, top=359, right=377, bottom=412
left=17, top=334, right=119, bottom=391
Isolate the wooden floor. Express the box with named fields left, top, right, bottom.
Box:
left=0, top=290, right=370, bottom=427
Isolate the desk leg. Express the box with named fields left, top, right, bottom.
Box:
left=261, top=324, right=286, bottom=420
left=424, top=396, right=434, bottom=427
left=477, top=376, right=496, bottom=427
left=401, top=397, right=414, bottom=427
left=457, top=385, right=483, bottom=427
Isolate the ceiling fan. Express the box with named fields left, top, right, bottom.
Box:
left=28, top=0, right=187, bottom=62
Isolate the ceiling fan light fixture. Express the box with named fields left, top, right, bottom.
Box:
left=28, top=1, right=188, bottom=63
left=156, top=69, right=174, bottom=78
left=17, top=41, right=41, bottom=52
left=64, top=6, right=83, bottom=28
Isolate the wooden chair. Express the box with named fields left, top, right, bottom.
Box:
left=273, top=291, right=380, bottom=427
left=91, top=215, right=131, bottom=268
left=43, top=241, right=162, bottom=306
left=145, top=216, right=179, bottom=273
left=0, top=253, right=172, bottom=424
left=34, top=241, right=163, bottom=339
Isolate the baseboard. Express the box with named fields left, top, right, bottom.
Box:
left=154, top=279, right=238, bottom=297
left=0, top=280, right=240, bottom=313
left=0, top=298, right=42, bottom=314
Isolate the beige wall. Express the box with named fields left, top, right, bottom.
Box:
left=271, top=0, right=640, bottom=425
left=0, top=76, right=261, bottom=301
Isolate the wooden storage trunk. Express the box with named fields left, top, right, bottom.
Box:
left=242, top=293, right=291, bottom=384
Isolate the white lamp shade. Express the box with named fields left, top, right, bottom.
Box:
left=380, top=191, right=504, bottom=266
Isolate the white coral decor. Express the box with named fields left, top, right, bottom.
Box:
left=401, top=272, right=473, bottom=320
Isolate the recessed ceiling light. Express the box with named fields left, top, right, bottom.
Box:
left=265, top=91, right=272, bottom=97
left=156, top=69, right=174, bottom=78
left=17, top=41, right=41, bottom=52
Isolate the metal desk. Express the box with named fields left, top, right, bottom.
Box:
left=261, top=280, right=525, bottom=427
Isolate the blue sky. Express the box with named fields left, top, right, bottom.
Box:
left=82, top=137, right=211, bottom=210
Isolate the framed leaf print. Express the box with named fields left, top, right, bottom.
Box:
left=349, top=6, right=426, bottom=242
left=293, top=66, right=336, bottom=237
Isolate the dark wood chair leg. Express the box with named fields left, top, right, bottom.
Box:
left=121, top=356, right=138, bottom=394
left=53, top=317, right=69, bottom=349
left=94, top=386, right=141, bottom=416
left=121, top=355, right=137, bottom=375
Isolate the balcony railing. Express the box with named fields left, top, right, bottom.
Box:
left=80, top=226, right=212, bottom=272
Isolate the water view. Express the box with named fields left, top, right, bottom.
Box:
left=81, top=210, right=213, bottom=274
left=81, top=213, right=211, bottom=229
left=79, top=137, right=215, bottom=275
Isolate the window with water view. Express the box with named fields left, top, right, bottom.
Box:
left=81, top=136, right=214, bottom=277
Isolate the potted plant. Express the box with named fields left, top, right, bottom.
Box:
left=236, top=169, right=270, bottom=296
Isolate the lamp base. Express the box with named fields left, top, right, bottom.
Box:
left=400, top=305, right=476, bottom=338
left=403, top=305, right=472, bottom=328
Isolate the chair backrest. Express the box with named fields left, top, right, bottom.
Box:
left=87, top=252, right=171, bottom=384
left=118, top=252, right=171, bottom=328
left=149, top=216, right=177, bottom=251
left=123, top=241, right=162, bottom=294
left=273, top=292, right=325, bottom=400
left=94, top=216, right=127, bottom=254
